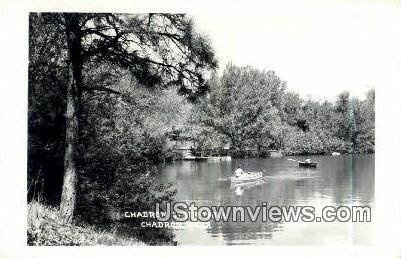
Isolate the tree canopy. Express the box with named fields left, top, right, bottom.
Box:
left=191, top=64, right=375, bottom=156
left=29, top=12, right=218, bottom=223
left=193, top=64, right=286, bottom=152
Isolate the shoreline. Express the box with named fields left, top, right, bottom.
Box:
left=170, top=152, right=375, bottom=162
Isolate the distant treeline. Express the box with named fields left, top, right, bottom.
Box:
left=189, top=64, right=375, bottom=157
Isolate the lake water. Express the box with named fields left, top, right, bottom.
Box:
left=156, top=154, right=374, bottom=245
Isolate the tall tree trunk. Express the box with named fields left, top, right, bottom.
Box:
left=60, top=14, right=82, bottom=223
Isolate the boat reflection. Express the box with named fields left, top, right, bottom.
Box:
left=230, top=178, right=268, bottom=196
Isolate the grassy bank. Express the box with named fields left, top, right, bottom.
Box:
left=27, top=201, right=144, bottom=246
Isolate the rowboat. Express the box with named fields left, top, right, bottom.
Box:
left=230, top=172, right=263, bottom=183
left=298, top=162, right=317, bottom=168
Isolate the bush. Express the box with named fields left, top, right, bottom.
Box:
left=283, top=127, right=348, bottom=155
left=76, top=168, right=176, bottom=244
left=73, top=91, right=178, bottom=245
left=77, top=136, right=177, bottom=244
left=27, top=201, right=143, bottom=246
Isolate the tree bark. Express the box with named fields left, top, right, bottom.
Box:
left=60, top=14, right=82, bottom=223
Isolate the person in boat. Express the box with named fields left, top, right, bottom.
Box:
left=234, top=164, right=245, bottom=177
left=305, top=158, right=312, bottom=163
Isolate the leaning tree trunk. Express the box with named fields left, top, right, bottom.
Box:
left=60, top=14, right=82, bottom=223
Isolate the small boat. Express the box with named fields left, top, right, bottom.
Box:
left=331, top=152, right=340, bottom=156
left=230, top=172, right=263, bottom=183
left=298, top=162, right=317, bottom=168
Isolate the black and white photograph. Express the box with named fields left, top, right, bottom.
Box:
left=1, top=0, right=401, bottom=257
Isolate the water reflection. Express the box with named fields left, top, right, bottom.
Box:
left=156, top=154, right=374, bottom=245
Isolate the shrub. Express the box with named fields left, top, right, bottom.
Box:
left=27, top=201, right=143, bottom=246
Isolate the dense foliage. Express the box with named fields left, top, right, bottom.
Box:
left=192, top=64, right=375, bottom=156
left=28, top=201, right=143, bottom=246
left=28, top=12, right=216, bottom=244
